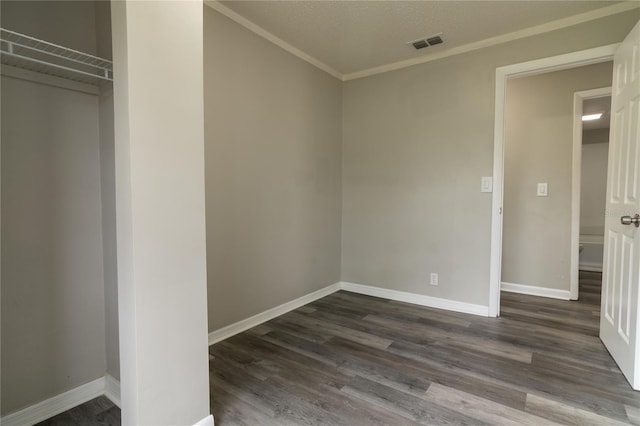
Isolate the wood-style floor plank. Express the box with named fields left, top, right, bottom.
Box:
left=208, top=272, right=639, bottom=425
left=424, top=383, right=559, bottom=426
left=36, top=272, right=640, bottom=425
left=34, top=395, right=119, bottom=426
left=341, top=375, right=487, bottom=425
left=524, top=393, right=631, bottom=426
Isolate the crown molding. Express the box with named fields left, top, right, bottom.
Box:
left=205, top=0, right=638, bottom=83
left=204, top=0, right=343, bottom=80
left=343, top=1, right=639, bottom=80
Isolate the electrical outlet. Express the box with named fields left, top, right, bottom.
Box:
left=430, top=272, right=439, bottom=286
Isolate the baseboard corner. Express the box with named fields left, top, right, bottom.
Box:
left=0, top=377, right=106, bottom=426
left=194, top=414, right=215, bottom=426
left=104, top=374, right=121, bottom=408
left=208, top=282, right=341, bottom=345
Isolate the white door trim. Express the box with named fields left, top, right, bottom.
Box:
left=489, top=44, right=618, bottom=317
left=571, top=87, right=612, bottom=300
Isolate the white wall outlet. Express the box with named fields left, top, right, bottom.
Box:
left=430, top=272, right=439, bottom=286
left=481, top=176, right=493, bottom=193
left=537, top=182, right=549, bottom=197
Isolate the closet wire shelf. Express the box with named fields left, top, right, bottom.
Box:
left=1, top=28, right=113, bottom=85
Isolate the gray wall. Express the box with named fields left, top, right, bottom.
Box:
left=1, top=76, right=106, bottom=415
left=583, top=128, right=610, bottom=145
left=581, top=142, right=609, bottom=236
left=204, top=7, right=343, bottom=331
left=342, top=11, right=637, bottom=307
left=502, top=63, right=612, bottom=290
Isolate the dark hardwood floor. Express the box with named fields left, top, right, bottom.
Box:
left=34, top=395, right=119, bottom=425
left=36, top=271, right=640, bottom=425
left=209, top=271, right=639, bottom=425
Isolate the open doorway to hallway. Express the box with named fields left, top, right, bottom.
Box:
left=500, top=62, right=612, bottom=308
left=579, top=94, right=612, bottom=278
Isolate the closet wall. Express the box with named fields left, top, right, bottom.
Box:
left=0, top=1, right=117, bottom=416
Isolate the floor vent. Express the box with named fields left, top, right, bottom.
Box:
left=408, top=33, right=444, bottom=50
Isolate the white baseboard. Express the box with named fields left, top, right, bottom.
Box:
left=340, top=281, right=490, bottom=317
left=104, top=374, right=121, bottom=408
left=207, top=281, right=493, bottom=346
left=208, top=282, right=342, bottom=345
left=0, top=377, right=106, bottom=426
left=579, top=263, right=603, bottom=273
left=1, top=374, right=122, bottom=425
left=501, top=282, right=571, bottom=300
left=194, top=414, right=215, bottom=426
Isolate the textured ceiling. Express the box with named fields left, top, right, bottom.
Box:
left=218, top=1, right=623, bottom=76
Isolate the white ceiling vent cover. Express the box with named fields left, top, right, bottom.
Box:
left=408, top=33, right=445, bottom=50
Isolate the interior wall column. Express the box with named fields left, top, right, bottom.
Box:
left=110, top=1, right=211, bottom=424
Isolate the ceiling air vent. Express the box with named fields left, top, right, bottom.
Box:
left=408, top=33, right=445, bottom=50
left=412, top=40, right=429, bottom=50
left=426, top=36, right=443, bottom=46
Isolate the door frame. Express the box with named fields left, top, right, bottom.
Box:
left=570, top=87, right=612, bottom=300
left=489, top=44, right=618, bottom=317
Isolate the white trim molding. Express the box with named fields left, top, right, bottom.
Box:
left=501, top=282, right=571, bottom=300
left=343, top=2, right=636, bottom=81
left=204, top=0, right=637, bottom=82
left=204, top=0, right=342, bottom=80
left=489, top=63, right=507, bottom=318
left=194, top=414, right=215, bottom=426
left=104, top=374, right=121, bottom=408
left=340, top=282, right=490, bottom=317
left=0, top=377, right=106, bottom=426
left=0, top=375, right=123, bottom=425
left=208, top=283, right=341, bottom=345
left=207, top=281, right=492, bottom=347
left=489, top=43, right=617, bottom=317
left=579, top=264, right=604, bottom=273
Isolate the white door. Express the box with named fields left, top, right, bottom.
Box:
left=600, top=20, right=640, bottom=390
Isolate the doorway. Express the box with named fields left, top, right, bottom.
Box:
left=575, top=90, right=612, bottom=299
left=497, top=64, right=613, bottom=317
left=490, top=21, right=640, bottom=389
left=488, top=45, right=617, bottom=317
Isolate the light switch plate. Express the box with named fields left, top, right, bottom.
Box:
left=537, top=182, right=548, bottom=197
left=481, top=177, right=493, bottom=193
